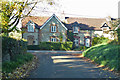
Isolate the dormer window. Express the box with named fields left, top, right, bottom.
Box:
left=51, top=26, right=56, bottom=32
left=28, top=23, right=34, bottom=32
left=101, top=23, right=110, bottom=31
left=73, top=27, right=78, bottom=33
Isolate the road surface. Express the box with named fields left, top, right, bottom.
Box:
left=28, top=50, right=118, bottom=78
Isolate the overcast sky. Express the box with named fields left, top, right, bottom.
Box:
left=29, top=0, right=120, bottom=18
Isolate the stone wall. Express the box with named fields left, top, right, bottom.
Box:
left=23, top=29, right=39, bottom=45
left=40, top=16, right=67, bottom=42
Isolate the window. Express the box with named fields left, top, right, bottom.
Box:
left=73, top=27, right=78, bottom=33
left=51, top=38, right=56, bottom=42
left=51, top=26, right=56, bottom=32
left=85, top=38, right=90, bottom=47
left=28, top=23, right=34, bottom=32
left=101, top=23, right=110, bottom=31
left=74, top=38, right=79, bottom=46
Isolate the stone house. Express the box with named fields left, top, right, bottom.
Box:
left=21, top=14, right=115, bottom=47
left=22, top=14, right=67, bottom=45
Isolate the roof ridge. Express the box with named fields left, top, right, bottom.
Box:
left=67, top=17, right=106, bottom=19
left=25, top=16, right=49, bottom=17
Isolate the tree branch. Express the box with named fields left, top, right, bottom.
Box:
left=24, top=0, right=38, bottom=17
left=8, top=16, right=18, bottom=27
left=8, top=18, right=20, bottom=32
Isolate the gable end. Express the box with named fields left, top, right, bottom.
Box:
left=40, top=14, right=68, bottom=30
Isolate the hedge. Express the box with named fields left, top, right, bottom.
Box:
left=2, top=36, right=27, bottom=60
left=92, top=37, right=109, bottom=46
left=27, top=42, right=73, bottom=50
left=117, top=28, right=120, bottom=44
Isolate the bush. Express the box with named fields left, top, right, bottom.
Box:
left=117, top=28, right=120, bottom=44
left=73, top=46, right=88, bottom=51
left=2, top=53, right=34, bottom=73
left=27, top=42, right=73, bottom=51
left=2, top=36, right=27, bottom=60
left=92, top=37, right=109, bottom=46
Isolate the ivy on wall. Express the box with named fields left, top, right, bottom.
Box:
left=67, top=30, right=74, bottom=42
left=58, top=32, right=63, bottom=42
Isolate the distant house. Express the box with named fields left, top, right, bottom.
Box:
left=21, top=14, right=115, bottom=47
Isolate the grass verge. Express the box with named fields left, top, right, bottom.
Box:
left=83, top=43, right=120, bottom=71
left=2, top=53, right=34, bottom=73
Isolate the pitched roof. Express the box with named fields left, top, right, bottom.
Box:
left=22, top=16, right=49, bottom=28
left=65, top=17, right=109, bottom=30
left=22, top=14, right=68, bottom=30
left=22, top=15, right=113, bottom=30
left=40, top=14, right=68, bottom=30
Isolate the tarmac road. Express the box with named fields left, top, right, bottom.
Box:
left=28, top=50, right=118, bottom=79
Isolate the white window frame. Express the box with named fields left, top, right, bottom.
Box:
left=85, top=38, right=90, bottom=47
left=51, top=38, right=56, bottom=42
left=28, top=23, right=34, bottom=32
left=51, top=26, right=56, bottom=32
left=73, top=27, right=78, bottom=33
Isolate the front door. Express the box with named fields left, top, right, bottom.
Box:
left=27, top=35, right=34, bottom=45
left=74, top=38, right=79, bottom=46
left=85, top=38, right=90, bottom=47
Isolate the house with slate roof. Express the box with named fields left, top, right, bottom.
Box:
left=21, top=14, right=115, bottom=47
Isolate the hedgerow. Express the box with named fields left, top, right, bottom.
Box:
left=2, top=36, right=27, bottom=60
left=27, top=42, right=73, bottom=51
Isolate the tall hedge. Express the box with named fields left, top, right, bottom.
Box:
left=27, top=42, right=73, bottom=50
left=117, top=28, right=120, bottom=44
left=2, top=36, right=27, bottom=60
left=117, top=28, right=120, bottom=70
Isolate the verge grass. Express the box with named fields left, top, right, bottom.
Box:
left=2, top=53, right=34, bottom=73
left=83, top=43, right=120, bottom=71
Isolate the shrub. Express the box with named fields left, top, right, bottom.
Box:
left=117, top=28, right=120, bottom=44
left=67, top=31, right=74, bottom=42
left=92, top=37, right=109, bottom=46
left=73, top=46, right=87, bottom=51
left=60, top=42, right=73, bottom=50
left=73, top=47, right=82, bottom=51
left=27, top=42, right=73, bottom=51
left=2, top=36, right=27, bottom=60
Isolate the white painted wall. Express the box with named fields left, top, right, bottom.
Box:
left=93, top=31, right=114, bottom=40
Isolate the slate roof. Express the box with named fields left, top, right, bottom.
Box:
left=64, top=17, right=110, bottom=30
left=22, top=16, right=112, bottom=30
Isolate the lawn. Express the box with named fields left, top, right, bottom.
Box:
left=83, top=43, right=120, bottom=71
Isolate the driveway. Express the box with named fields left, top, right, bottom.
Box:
left=28, top=50, right=118, bottom=78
